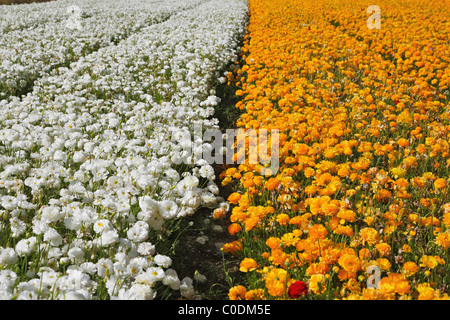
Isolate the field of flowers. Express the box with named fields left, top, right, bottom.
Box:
left=222, top=0, right=450, bottom=300
left=2, top=0, right=450, bottom=302
left=0, top=0, right=248, bottom=299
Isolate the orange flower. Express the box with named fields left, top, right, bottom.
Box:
left=304, top=167, right=315, bottom=178
left=396, top=178, right=409, bottom=188
left=379, top=273, right=410, bottom=297
left=402, top=261, right=419, bottom=277
left=266, top=237, right=282, bottom=250
left=436, top=232, right=450, bottom=249
left=245, top=289, right=265, bottom=300
left=434, top=178, right=447, bottom=189
left=228, top=285, right=247, bottom=300
left=334, top=225, right=354, bottom=237
left=338, top=254, right=361, bottom=273
left=403, top=156, right=418, bottom=169
left=228, top=192, right=242, bottom=205
left=397, top=138, right=410, bottom=148
left=402, top=244, right=412, bottom=253
left=213, top=207, right=227, bottom=219
left=375, top=243, right=391, bottom=257
left=359, top=227, right=380, bottom=246
left=308, top=224, right=328, bottom=240
left=228, top=223, right=242, bottom=235
left=222, top=241, right=242, bottom=255
left=337, top=209, right=356, bottom=222
left=376, top=258, right=391, bottom=271
left=264, top=177, right=280, bottom=191
left=276, top=213, right=290, bottom=226
left=309, top=274, right=326, bottom=294
left=265, top=268, right=294, bottom=297
left=240, top=258, right=259, bottom=272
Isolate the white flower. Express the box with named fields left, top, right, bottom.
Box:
left=219, top=201, right=230, bottom=212
left=195, top=235, right=208, bottom=245
left=0, top=270, right=17, bottom=288
left=107, top=176, right=123, bottom=189
left=97, top=258, right=114, bottom=278
left=1, top=196, right=18, bottom=210
left=199, top=164, right=215, bottom=179
left=32, top=219, right=50, bottom=235
left=72, top=151, right=88, bottom=163
left=113, top=262, right=128, bottom=277
left=59, top=289, right=91, bottom=300
left=116, top=283, right=156, bottom=300
left=47, top=247, right=62, bottom=260
left=100, top=229, right=119, bottom=246
left=127, top=221, right=149, bottom=243
left=200, top=191, right=217, bottom=206
left=9, top=216, right=27, bottom=237
left=194, top=271, right=207, bottom=283
left=17, top=290, right=39, bottom=300
left=0, top=247, right=18, bottom=265
left=135, top=266, right=165, bottom=286
left=158, top=200, right=178, bottom=220
left=0, top=0, right=249, bottom=300
left=138, top=196, right=159, bottom=213
left=93, top=219, right=113, bottom=234
left=176, top=175, right=199, bottom=191
left=180, top=277, right=195, bottom=299
left=153, top=254, right=172, bottom=268
left=68, top=181, right=86, bottom=194
left=137, top=242, right=156, bottom=256
left=40, top=205, right=63, bottom=224
left=15, top=237, right=38, bottom=256
left=0, top=291, right=13, bottom=300
left=79, top=262, right=97, bottom=275
left=163, top=269, right=180, bottom=290
left=147, top=212, right=165, bottom=230
left=65, top=269, right=93, bottom=290
left=207, top=182, right=219, bottom=195
left=68, top=247, right=85, bottom=264
left=44, top=228, right=63, bottom=246
left=127, top=261, right=143, bottom=278
left=64, top=216, right=82, bottom=231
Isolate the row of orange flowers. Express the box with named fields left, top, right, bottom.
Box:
left=218, top=0, right=450, bottom=300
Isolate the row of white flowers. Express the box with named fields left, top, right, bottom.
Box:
left=0, top=0, right=206, bottom=99
left=0, top=0, right=248, bottom=299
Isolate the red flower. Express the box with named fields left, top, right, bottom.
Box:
left=288, top=281, right=308, bottom=298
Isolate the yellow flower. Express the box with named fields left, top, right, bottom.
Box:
left=265, top=268, right=294, bottom=297
left=419, top=255, right=439, bottom=269
left=390, top=167, right=406, bottom=178
left=309, top=274, right=326, bottom=295
left=416, top=283, right=438, bottom=300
